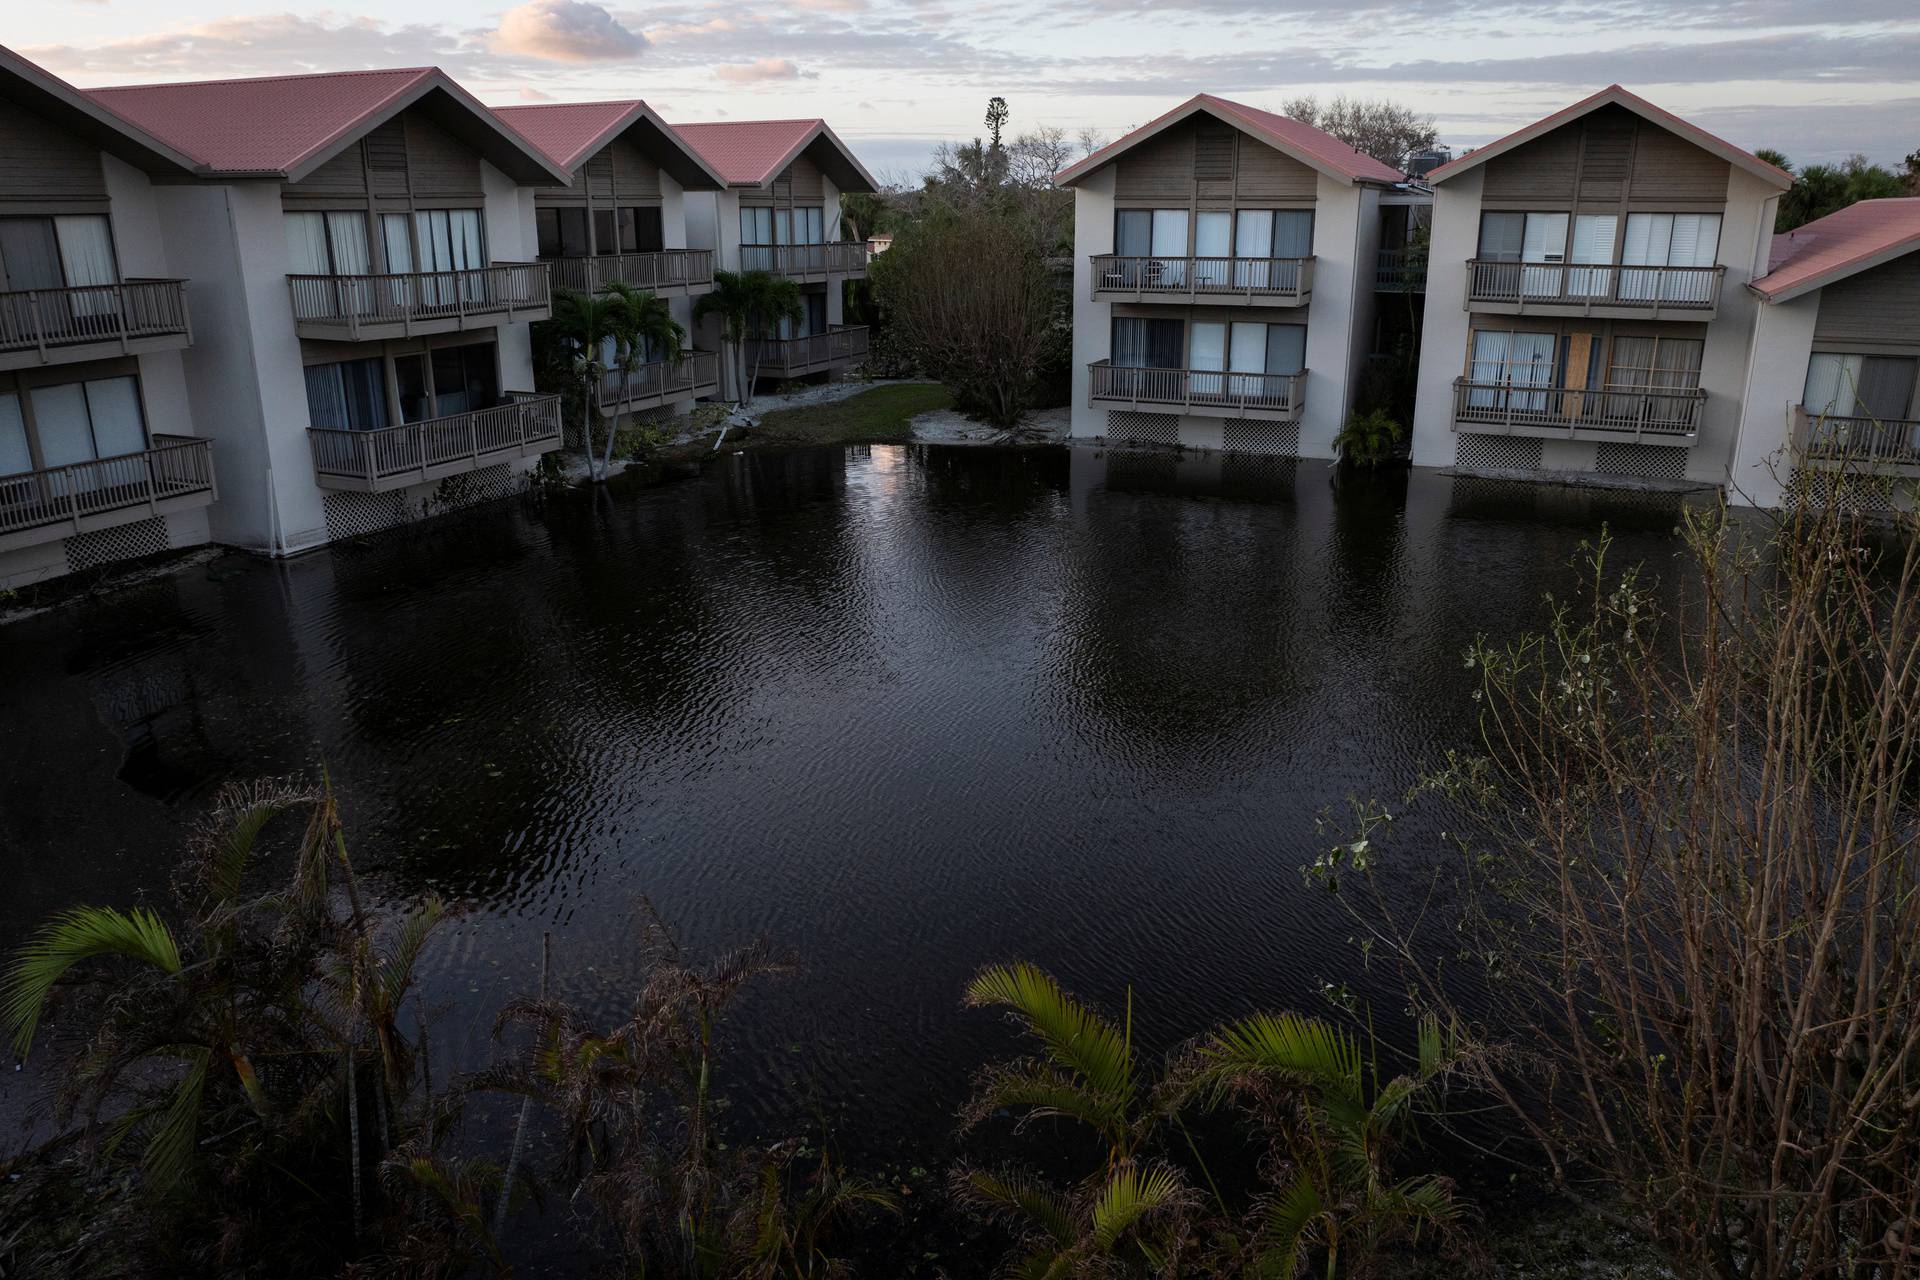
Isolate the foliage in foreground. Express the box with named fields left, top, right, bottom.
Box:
left=1319, top=494, right=1920, bottom=1280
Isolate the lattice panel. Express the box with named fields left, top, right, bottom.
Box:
left=63, top=517, right=170, bottom=573
left=1221, top=418, right=1300, bottom=457
left=323, top=490, right=409, bottom=543
left=1595, top=442, right=1688, bottom=480
left=1454, top=434, right=1544, bottom=471
left=1105, top=411, right=1179, bottom=446
left=1787, top=467, right=1901, bottom=516
left=425, top=464, right=524, bottom=516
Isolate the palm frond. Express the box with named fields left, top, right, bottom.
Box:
left=1088, top=1162, right=1185, bottom=1251
left=965, top=964, right=1133, bottom=1101
left=140, top=1046, right=211, bottom=1192
left=199, top=778, right=316, bottom=905
left=1250, top=1173, right=1325, bottom=1280
left=1188, top=1012, right=1362, bottom=1109
left=953, top=1166, right=1077, bottom=1245
left=377, top=897, right=447, bottom=1010
left=963, top=1059, right=1126, bottom=1138
left=4, top=906, right=183, bottom=1055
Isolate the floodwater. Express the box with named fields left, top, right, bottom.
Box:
left=0, top=443, right=1711, bottom=1260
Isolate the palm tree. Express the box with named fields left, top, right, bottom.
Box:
left=545, top=286, right=636, bottom=482
left=1, top=780, right=331, bottom=1191
left=957, top=962, right=1195, bottom=1277
left=598, top=281, right=686, bottom=477
left=1171, top=1012, right=1474, bottom=1277
left=692, top=269, right=804, bottom=407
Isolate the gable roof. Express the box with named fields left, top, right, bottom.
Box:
left=88, top=67, right=570, bottom=184
left=1425, top=85, right=1792, bottom=190
left=1052, top=93, right=1406, bottom=188
left=670, top=118, right=877, bottom=193
left=494, top=100, right=726, bottom=190
left=0, top=44, right=203, bottom=176
left=1751, top=198, right=1920, bottom=303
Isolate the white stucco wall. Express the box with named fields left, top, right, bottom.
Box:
left=1068, top=167, right=1116, bottom=440
left=1727, top=290, right=1820, bottom=508
left=1685, top=165, right=1777, bottom=485
left=1298, top=175, right=1365, bottom=458
left=1410, top=169, right=1480, bottom=468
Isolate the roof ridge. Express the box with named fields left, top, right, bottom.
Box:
left=90, top=66, right=436, bottom=93
left=673, top=117, right=822, bottom=128
left=496, top=99, right=645, bottom=112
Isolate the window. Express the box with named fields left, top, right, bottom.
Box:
left=740, top=207, right=776, bottom=245
left=285, top=211, right=370, bottom=276
left=1478, top=211, right=1569, bottom=297
left=1804, top=354, right=1918, bottom=423
left=773, top=293, right=830, bottom=340
left=1606, top=336, right=1704, bottom=390
left=303, top=358, right=390, bottom=432
left=0, top=392, right=29, bottom=477
left=1621, top=214, right=1722, bottom=303
left=27, top=375, right=147, bottom=465
left=1568, top=214, right=1618, bottom=299
left=1111, top=317, right=1184, bottom=369
left=1468, top=330, right=1557, bottom=411
left=429, top=342, right=499, bottom=417
left=592, top=206, right=670, bottom=256
left=0, top=215, right=118, bottom=293
left=536, top=207, right=591, bottom=258
left=414, top=209, right=485, bottom=273
left=791, top=207, right=825, bottom=245
left=1189, top=320, right=1305, bottom=395
left=1230, top=210, right=1311, bottom=287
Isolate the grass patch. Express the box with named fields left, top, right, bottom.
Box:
left=753, top=383, right=953, bottom=445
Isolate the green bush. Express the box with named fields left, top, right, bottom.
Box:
left=1334, top=408, right=1405, bottom=468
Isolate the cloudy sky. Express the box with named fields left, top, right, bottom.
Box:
left=12, top=0, right=1916, bottom=182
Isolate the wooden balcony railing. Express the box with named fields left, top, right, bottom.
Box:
left=738, top=242, right=870, bottom=278
left=1089, top=255, right=1313, bottom=303
left=746, top=327, right=870, bottom=378
left=1452, top=377, right=1706, bottom=439
left=1791, top=405, right=1920, bottom=469
left=1089, top=360, right=1306, bottom=419
left=546, top=250, right=715, bottom=296
left=307, top=391, right=562, bottom=492
left=0, top=435, right=214, bottom=547
left=1376, top=249, right=1426, bottom=290
left=1463, top=259, right=1724, bottom=314
left=0, top=279, right=191, bottom=364
left=600, top=350, right=722, bottom=408
left=287, top=263, right=550, bottom=339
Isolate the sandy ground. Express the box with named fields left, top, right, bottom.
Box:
left=909, top=405, right=1069, bottom=445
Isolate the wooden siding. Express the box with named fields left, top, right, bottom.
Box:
left=1111, top=115, right=1316, bottom=204
left=1481, top=104, right=1730, bottom=208
left=366, top=119, right=409, bottom=199
left=0, top=93, right=108, bottom=205
left=290, top=145, right=370, bottom=201
left=1813, top=252, right=1920, bottom=351
left=1628, top=120, right=1730, bottom=204
left=787, top=154, right=825, bottom=200
left=608, top=136, right=661, bottom=200
left=405, top=112, right=482, bottom=201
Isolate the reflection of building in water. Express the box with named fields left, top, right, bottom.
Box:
left=88, top=657, right=219, bottom=802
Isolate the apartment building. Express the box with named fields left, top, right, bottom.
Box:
left=79, top=67, right=575, bottom=557
left=1728, top=198, right=1920, bottom=509
left=1, top=47, right=215, bottom=590
left=1408, top=86, right=1792, bottom=488
left=1053, top=94, right=1408, bottom=457
left=496, top=100, right=730, bottom=424
left=674, top=120, right=878, bottom=398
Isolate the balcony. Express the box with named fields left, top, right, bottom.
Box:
left=739, top=242, right=870, bottom=282
left=1376, top=249, right=1426, bottom=292
left=288, top=263, right=551, bottom=342
left=1463, top=260, right=1724, bottom=319
left=746, top=327, right=870, bottom=380
left=1088, top=360, right=1306, bottom=422
left=546, top=250, right=714, bottom=298
left=0, top=435, right=215, bottom=554
left=1088, top=256, right=1312, bottom=307
left=1791, top=405, right=1920, bottom=475
left=1451, top=378, right=1705, bottom=443
left=0, top=279, right=191, bottom=373
left=600, top=351, right=721, bottom=414
left=307, top=391, right=563, bottom=493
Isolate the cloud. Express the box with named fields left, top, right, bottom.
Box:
left=491, top=0, right=647, bottom=62
left=714, top=57, right=810, bottom=82
left=516, top=86, right=554, bottom=100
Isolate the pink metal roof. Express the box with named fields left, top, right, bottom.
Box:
left=494, top=100, right=642, bottom=172
left=1053, top=94, right=1406, bottom=188
left=670, top=118, right=823, bottom=187
left=90, top=67, right=439, bottom=175
left=85, top=66, right=568, bottom=183
left=1752, top=198, right=1920, bottom=303
left=1426, top=85, right=1792, bottom=190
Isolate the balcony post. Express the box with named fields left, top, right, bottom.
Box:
left=28, top=291, right=46, bottom=361
left=114, top=283, right=130, bottom=354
